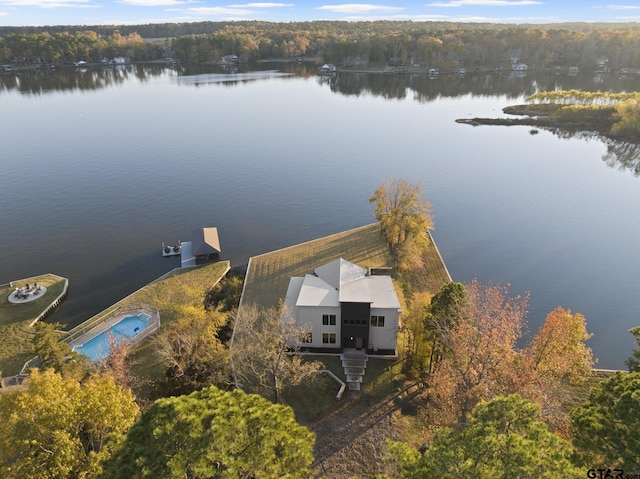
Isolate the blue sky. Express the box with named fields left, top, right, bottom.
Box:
left=1, top=1, right=640, bottom=27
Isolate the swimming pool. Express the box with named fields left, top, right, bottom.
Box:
left=74, top=312, right=151, bottom=362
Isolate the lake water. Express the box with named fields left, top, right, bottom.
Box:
left=2, top=64, right=639, bottom=369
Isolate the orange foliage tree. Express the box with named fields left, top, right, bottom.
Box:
left=429, top=282, right=594, bottom=431
left=527, top=306, right=594, bottom=385
left=430, top=280, right=529, bottom=428
left=523, top=306, right=594, bottom=433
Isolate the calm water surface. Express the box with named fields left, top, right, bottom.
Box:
left=2, top=65, right=639, bottom=369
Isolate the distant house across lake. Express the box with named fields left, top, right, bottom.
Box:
left=320, top=63, right=337, bottom=74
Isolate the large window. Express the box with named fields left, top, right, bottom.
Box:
left=299, top=332, right=312, bottom=343
left=370, top=315, right=385, bottom=327
left=322, top=314, right=336, bottom=326
left=322, top=333, right=336, bottom=344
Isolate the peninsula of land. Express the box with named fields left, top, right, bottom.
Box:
left=456, top=91, right=640, bottom=145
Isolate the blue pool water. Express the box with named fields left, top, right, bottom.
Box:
left=74, top=313, right=150, bottom=361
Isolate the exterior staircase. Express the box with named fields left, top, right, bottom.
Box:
left=340, top=349, right=368, bottom=391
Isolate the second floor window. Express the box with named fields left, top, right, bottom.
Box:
left=322, top=314, right=336, bottom=325
left=370, top=315, right=385, bottom=327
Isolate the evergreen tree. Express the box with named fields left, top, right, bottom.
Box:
left=101, top=386, right=315, bottom=479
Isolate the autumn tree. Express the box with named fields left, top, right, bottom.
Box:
left=571, top=372, right=640, bottom=473
left=0, top=368, right=139, bottom=479
left=612, top=96, right=640, bottom=141
left=93, top=333, right=150, bottom=401
left=387, top=395, right=582, bottom=479
left=95, top=332, right=130, bottom=389
left=430, top=280, right=529, bottom=428
left=514, top=306, right=594, bottom=433
left=231, top=304, right=322, bottom=403
left=154, top=308, right=231, bottom=394
left=527, top=306, right=594, bottom=384
left=369, top=179, right=433, bottom=270
left=100, top=386, right=315, bottom=479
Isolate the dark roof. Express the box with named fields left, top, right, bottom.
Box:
left=191, top=227, right=221, bottom=256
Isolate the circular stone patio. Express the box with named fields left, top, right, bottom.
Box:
left=8, top=285, right=48, bottom=304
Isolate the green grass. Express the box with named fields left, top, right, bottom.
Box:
left=241, top=224, right=393, bottom=309
left=0, top=274, right=67, bottom=376
left=241, top=223, right=450, bottom=310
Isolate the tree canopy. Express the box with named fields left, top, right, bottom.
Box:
left=625, top=326, right=640, bottom=372
left=32, top=322, right=90, bottom=380
left=427, top=281, right=593, bottom=430
left=527, top=306, right=593, bottom=385
left=430, top=280, right=529, bottom=428
left=370, top=179, right=433, bottom=270
left=571, top=371, right=640, bottom=473
left=0, top=368, right=139, bottom=479
left=5, top=20, right=640, bottom=72
left=154, top=308, right=231, bottom=394
left=388, top=395, right=582, bottom=478
left=101, top=385, right=315, bottom=479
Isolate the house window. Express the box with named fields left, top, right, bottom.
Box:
left=370, top=315, right=385, bottom=327
left=322, top=314, right=336, bottom=326
left=322, top=333, right=336, bottom=344
left=299, top=332, right=312, bottom=343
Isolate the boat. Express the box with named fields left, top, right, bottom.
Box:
left=162, top=241, right=182, bottom=257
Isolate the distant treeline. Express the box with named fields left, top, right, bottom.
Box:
left=2, top=21, right=640, bottom=70
left=0, top=31, right=164, bottom=65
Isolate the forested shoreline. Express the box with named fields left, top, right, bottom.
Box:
left=2, top=20, right=640, bottom=72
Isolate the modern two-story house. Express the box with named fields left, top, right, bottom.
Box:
left=283, top=258, right=401, bottom=355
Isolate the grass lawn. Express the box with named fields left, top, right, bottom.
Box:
left=0, top=274, right=67, bottom=376
left=241, top=223, right=393, bottom=309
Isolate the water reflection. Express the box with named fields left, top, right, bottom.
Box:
left=0, top=63, right=168, bottom=95
left=3, top=64, right=640, bottom=174
left=174, top=70, right=292, bottom=87
left=603, top=140, right=640, bottom=176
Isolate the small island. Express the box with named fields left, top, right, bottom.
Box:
left=457, top=90, right=640, bottom=145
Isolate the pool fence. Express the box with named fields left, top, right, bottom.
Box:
left=19, top=303, right=160, bottom=376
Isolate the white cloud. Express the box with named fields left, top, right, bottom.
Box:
left=0, top=0, right=95, bottom=7
left=316, top=3, right=404, bottom=14
left=605, top=4, right=640, bottom=10
left=188, top=6, right=255, bottom=15
left=340, top=13, right=447, bottom=21
left=228, top=2, right=295, bottom=7
left=119, top=0, right=189, bottom=5
left=427, top=0, right=541, bottom=7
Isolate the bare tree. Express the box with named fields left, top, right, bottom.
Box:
left=231, top=304, right=322, bottom=403
left=154, top=309, right=231, bottom=392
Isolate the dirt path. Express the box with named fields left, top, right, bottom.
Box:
left=308, top=384, right=424, bottom=478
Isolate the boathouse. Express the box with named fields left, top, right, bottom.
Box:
left=283, top=258, right=400, bottom=355
left=191, top=227, right=221, bottom=264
